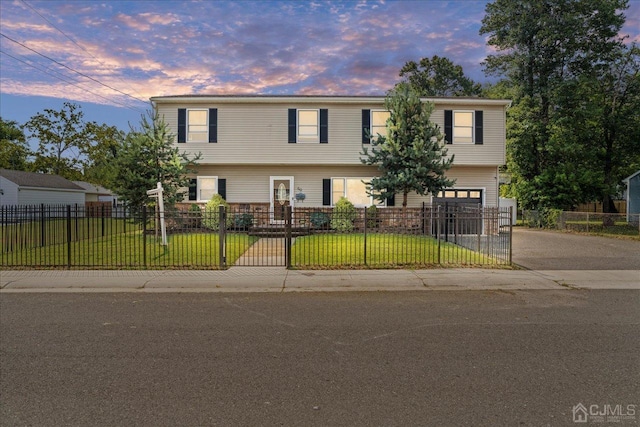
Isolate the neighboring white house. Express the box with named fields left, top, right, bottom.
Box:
left=623, top=170, right=640, bottom=223
left=73, top=181, right=117, bottom=205
left=150, top=95, right=510, bottom=211
left=0, top=169, right=85, bottom=207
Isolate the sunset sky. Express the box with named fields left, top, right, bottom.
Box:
left=1, top=0, right=639, bottom=132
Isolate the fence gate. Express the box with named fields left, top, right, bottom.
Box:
left=227, top=207, right=292, bottom=267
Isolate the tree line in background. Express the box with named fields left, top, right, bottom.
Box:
left=0, top=103, right=199, bottom=211
left=1, top=0, right=639, bottom=213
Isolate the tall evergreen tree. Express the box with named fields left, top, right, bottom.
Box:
left=113, top=110, right=200, bottom=216
left=360, top=84, right=455, bottom=208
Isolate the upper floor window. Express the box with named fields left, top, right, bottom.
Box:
left=288, top=109, right=328, bottom=143
left=362, top=109, right=390, bottom=144
left=298, top=109, right=319, bottom=143
left=371, top=110, right=390, bottom=140
left=444, top=110, right=483, bottom=145
left=188, top=110, right=208, bottom=142
left=453, top=111, right=473, bottom=143
left=177, top=108, right=217, bottom=143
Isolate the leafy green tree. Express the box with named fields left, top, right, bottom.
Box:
left=83, top=122, right=125, bottom=189
left=0, top=118, right=31, bottom=170
left=360, top=84, right=455, bottom=208
left=399, top=55, right=482, bottom=96
left=480, top=0, right=630, bottom=210
left=113, top=110, right=200, bottom=216
left=23, top=102, right=90, bottom=180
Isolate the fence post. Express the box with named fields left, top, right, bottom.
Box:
left=437, top=205, right=442, bottom=265
left=509, top=206, right=513, bottom=265
left=363, top=207, right=367, bottom=266
left=40, top=203, right=46, bottom=247
left=285, top=205, right=292, bottom=269
left=586, top=212, right=590, bottom=233
left=142, top=205, right=147, bottom=268
left=66, top=205, right=72, bottom=269
left=218, top=205, right=226, bottom=268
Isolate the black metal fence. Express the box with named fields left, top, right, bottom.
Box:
left=1, top=204, right=512, bottom=269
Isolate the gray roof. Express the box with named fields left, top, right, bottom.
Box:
left=73, top=181, right=113, bottom=195
left=0, top=169, right=84, bottom=191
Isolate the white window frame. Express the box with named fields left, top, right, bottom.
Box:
left=453, top=110, right=475, bottom=144
left=371, top=110, right=390, bottom=140
left=196, top=176, right=218, bottom=202
left=297, top=109, right=319, bottom=143
left=331, top=177, right=386, bottom=207
left=187, top=109, right=208, bottom=142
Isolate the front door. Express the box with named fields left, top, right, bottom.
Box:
left=270, top=176, right=294, bottom=223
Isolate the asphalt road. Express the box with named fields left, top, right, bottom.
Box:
left=1, top=291, right=638, bottom=426
left=512, top=228, right=640, bottom=270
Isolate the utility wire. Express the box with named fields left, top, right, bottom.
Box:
left=0, top=49, right=144, bottom=112
left=1, top=32, right=148, bottom=105
left=20, top=0, right=148, bottom=102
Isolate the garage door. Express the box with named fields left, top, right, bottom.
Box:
left=433, top=189, right=483, bottom=207
left=433, top=189, right=483, bottom=235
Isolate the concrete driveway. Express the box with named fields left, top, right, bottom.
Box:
left=512, top=228, right=640, bottom=270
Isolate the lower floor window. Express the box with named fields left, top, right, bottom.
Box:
left=332, top=177, right=384, bottom=207
left=189, top=176, right=218, bottom=202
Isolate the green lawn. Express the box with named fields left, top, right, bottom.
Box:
left=291, top=233, right=495, bottom=268
left=1, top=231, right=258, bottom=269
left=1, top=217, right=133, bottom=251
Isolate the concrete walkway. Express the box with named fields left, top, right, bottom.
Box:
left=1, top=268, right=638, bottom=293
left=234, top=238, right=286, bottom=266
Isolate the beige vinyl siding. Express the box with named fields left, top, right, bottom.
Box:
left=192, top=164, right=380, bottom=206
left=157, top=100, right=506, bottom=167
left=406, top=166, right=499, bottom=207
left=189, top=165, right=498, bottom=208
left=431, top=104, right=506, bottom=165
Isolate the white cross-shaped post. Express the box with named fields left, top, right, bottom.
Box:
left=146, top=182, right=167, bottom=246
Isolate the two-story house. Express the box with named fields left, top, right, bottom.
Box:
left=150, top=95, right=509, bottom=214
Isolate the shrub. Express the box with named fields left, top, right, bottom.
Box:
left=524, top=208, right=563, bottom=229
left=331, top=197, right=357, bottom=232
left=310, top=211, right=330, bottom=228
left=185, top=203, right=202, bottom=228
left=366, top=205, right=379, bottom=229
left=234, top=213, right=254, bottom=230
left=202, top=194, right=233, bottom=231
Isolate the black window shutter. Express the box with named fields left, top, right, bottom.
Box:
left=475, top=110, right=483, bottom=144
left=218, top=179, right=226, bottom=200
left=178, top=109, right=186, bottom=143
left=322, top=179, right=331, bottom=206
left=444, top=110, right=452, bottom=144
left=387, top=194, right=395, bottom=206
left=209, top=108, right=217, bottom=143
left=362, top=109, right=371, bottom=144
left=288, top=109, right=297, bottom=143
left=319, top=109, right=328, bottom=143
left=188, top=178, right=196, bottom=201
